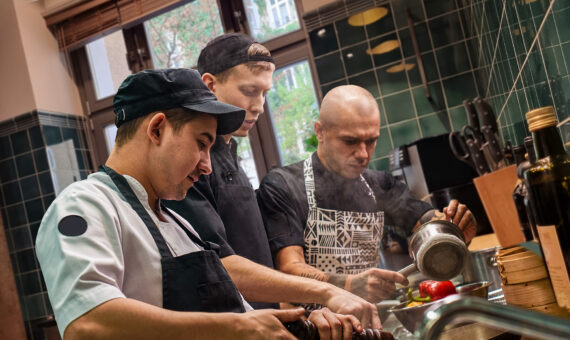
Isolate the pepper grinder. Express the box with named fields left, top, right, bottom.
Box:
left=284, top=319, right=394, bottom=340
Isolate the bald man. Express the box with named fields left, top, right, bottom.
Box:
left=257, top=85, right=476, bottom=304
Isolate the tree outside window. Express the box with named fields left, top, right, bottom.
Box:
left=244, top=0, right=300, bottom=42
left=266, top=61, right=319, bottom=165
left=144, top=0, right=224, bottom=68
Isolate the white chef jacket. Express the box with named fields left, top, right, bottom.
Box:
left=35, top=172, right=252, bottom=337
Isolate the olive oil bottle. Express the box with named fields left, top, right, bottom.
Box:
left=524, top=106, right=570, bottom=309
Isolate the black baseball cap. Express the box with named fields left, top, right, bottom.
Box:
left=197, top=33, right=274, bottom=76
left=113, top=68, right=245, bottom=135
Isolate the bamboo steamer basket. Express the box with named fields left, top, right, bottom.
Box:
left=497, top=247, right=547, bottom=285
left=500, top=278, right=555, bottom=307
left=497, top=246, right=570, bottom=318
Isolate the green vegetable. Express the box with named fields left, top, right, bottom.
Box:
left=407, top=287, right=431, bottom=304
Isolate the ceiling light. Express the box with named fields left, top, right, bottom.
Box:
left=512, top=26, right=527, bottom=35
left=366, top=40, right=400, bottom=55
left=348, top=7, right=389, bottom=27
left=386, top=63, right=416, bottom=73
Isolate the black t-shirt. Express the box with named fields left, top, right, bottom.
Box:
left=193, top=137, right=274, bottom=268
left=257, top=153, right=433, bottom=256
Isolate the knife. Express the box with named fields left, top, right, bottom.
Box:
left=473, top=97, right=498, bottom=132
left=461, top=126, right=491, bottom=175
left=463, top=99, right=484, bottom=144
left=473, top=97, right=505, bottom=167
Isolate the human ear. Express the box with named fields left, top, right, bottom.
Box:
left=314, top=121, right=325, bottom=143
left=201, top=73, right=216, bottom=93
left=147, top=112, right=167, bottom=145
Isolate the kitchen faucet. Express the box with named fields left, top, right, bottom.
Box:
left=417, top=295, right=570, bottom=340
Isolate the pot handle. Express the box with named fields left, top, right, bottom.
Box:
left=398, top=262, right=418, bottom=277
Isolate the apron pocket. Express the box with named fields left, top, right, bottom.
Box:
left=197, top=280, right=245, bottom=313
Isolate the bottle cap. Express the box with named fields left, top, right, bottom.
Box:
left=526, top=106, right=558, bottom=132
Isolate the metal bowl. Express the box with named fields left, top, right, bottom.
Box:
left=388, top=298, right=448, bottom=334
left=376, top=300, right=399, bottom=321
left=388, top=281, right=492, bottom=333
left=456, top=281, right=492, bottom=299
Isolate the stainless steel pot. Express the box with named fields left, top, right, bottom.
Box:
left=398, top=220, right=468, bottom=280
left=462, top=246, right=502, bottom=292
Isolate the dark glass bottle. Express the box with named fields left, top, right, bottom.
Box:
left=523, top=106, right=570, bottom=309
left=284, top=319, right=394, bottom=340
left=523, top=136, right=539, bottom=239
left=512, top=145, right=534, bottom=241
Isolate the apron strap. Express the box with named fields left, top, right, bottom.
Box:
left=101, top=165, right=173, bottom=259
left=162, top=207, right=220, bottom=253
left=303, top=157, right=317, bottom=209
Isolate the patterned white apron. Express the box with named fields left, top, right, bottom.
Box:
left=303, top=157, right=384, bottom=275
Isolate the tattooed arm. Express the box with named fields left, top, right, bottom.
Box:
left=275, top=246, right=408, bottom=304
left=221, top=254, right=381, bottom=328
left=413, top=199, right=477, bottom=244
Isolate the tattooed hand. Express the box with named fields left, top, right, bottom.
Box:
left=331, top=269, right=408, bottom=304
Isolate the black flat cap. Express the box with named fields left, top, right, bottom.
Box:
left=113, top=68, right=245, bottom=135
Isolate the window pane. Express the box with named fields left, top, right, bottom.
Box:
left=266, top=60, right=319, bottom=165
left=103, top=124, right=117, bottom=154
left=144, top=0, right=224, bottom=68
left=244, top=0, right=300, bottom=42
left=236, top=137, right=259, bottom=189
left=86, top=30, right=131, bottom=100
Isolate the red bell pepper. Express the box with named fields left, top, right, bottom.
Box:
left=419, top=280, right=457, bottom=301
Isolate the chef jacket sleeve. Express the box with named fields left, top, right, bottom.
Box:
left=370, top=171, right=433, bottom=236
left=35, top=184, right=126, bottom=336
left=257, top=170, right=305, bottom=256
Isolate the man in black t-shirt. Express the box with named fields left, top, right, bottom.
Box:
left=163, top=37, right=388, bottom=328
left=165, top=33, right=277, bottom=309
left=257, top=85, right=477, bottom=304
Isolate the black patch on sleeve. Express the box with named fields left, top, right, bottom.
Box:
left=58, top=215, right=88, bottom=236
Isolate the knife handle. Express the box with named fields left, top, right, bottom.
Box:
left=473, top=97, right=499, bottom=133
left=481, top=143, right=499, bottom=171
left=463, top=99, right=482, bottom=136
left=481, top=125, right=504, bottom=163
left=465, top=138, right=491, bottom=175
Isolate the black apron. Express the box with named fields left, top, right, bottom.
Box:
left=102, top=166, right=246, bottom=313
left=201, top=137, right=278, bottom=310
left=216, top=173, right=273, bottom=265
left=214, top=173, right=280, bottom=310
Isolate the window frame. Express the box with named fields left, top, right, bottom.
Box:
left=70, top=0, right=319, bottom=177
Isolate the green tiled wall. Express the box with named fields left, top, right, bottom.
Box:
left=0, top=111, right=92, bottom=339
left=459, top=0, right=569, bottom=147
left=308, top=0, right=569, bottom=171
